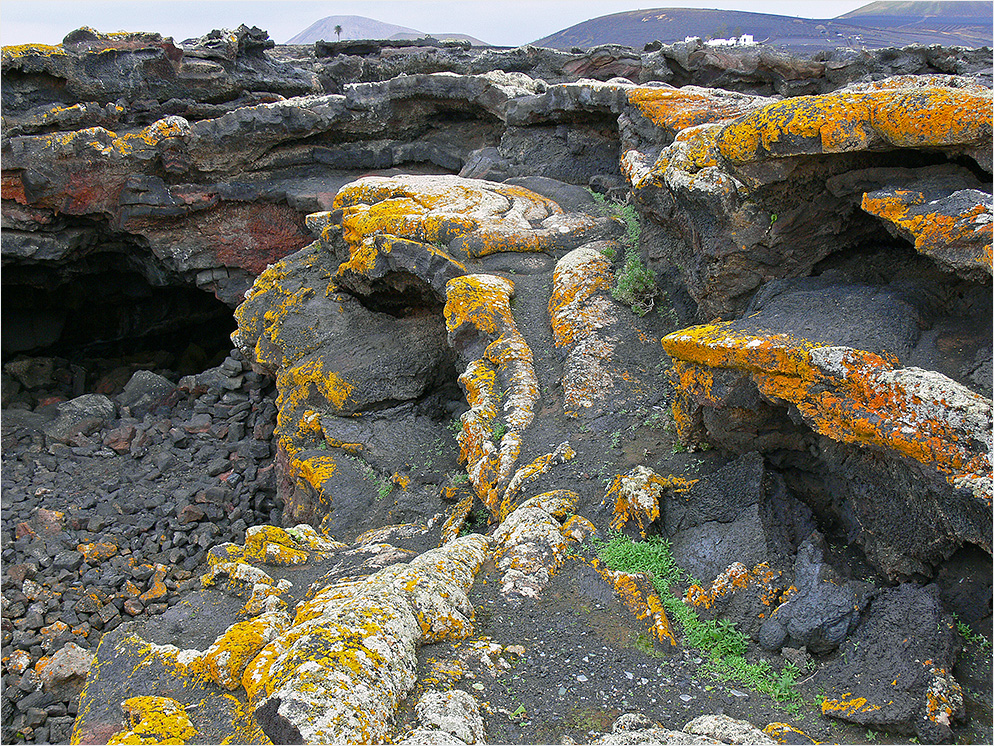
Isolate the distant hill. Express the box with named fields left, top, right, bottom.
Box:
left=286, top=14, right=488, bottom=46
left=286, top=16, right=420, bottom=44
left=836, top=1, right=992, bottom=45
left=532, top=2, right=992, bottom=51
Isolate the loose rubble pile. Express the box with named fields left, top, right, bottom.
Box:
left=1, top=351, right=280, bottom=742
left=2, top=24, right=992, bottom=746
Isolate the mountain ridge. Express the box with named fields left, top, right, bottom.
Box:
left=531, top=4, right=992, bottom=51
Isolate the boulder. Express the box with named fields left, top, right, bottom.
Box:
left=41, top=393, right=116, bottom=444
left=817, top=584, right=964, bottom=743
left=623, top=75, right=992, bottom=318
left=117, top=370, right=177, bottom=416
left=73, top=526, right=490, bottom=745
left=758, top=533, right=875, bottom=654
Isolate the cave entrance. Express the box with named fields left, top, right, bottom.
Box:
left=2, top=261, right=237, bottom=406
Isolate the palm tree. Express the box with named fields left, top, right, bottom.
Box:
left=334, top=24, right=342, bottom=41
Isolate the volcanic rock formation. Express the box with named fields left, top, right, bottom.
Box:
left=1, top=25, right=991, bottom=746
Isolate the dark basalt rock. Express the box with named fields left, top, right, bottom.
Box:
left=816, top=583, right=964, bottom=743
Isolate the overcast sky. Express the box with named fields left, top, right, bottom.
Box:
left=1, top=0, right=874, bottom=47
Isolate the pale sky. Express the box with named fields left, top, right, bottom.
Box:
left=1, top=0, right=873, bottom=47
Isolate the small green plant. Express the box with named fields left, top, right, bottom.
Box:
left=448, top=417, right=464, bottom=435
left=643, top=409, right=670, bottom=431
left=770, top=213, right=778, bottom=224
left=954, top=615, right=990, bottom=648
left=587, top=189, right=656, bottom=315
left=865, top=730, right=877, bottom=742
left=459, top=507, right=490, bottom=536
left=447, top=471, right=470, bottom=486
left=492, top=422, right=508, bottom=444
left=610, top=429, right=622, bottom=448
left=377, top=478, right=394, bottom=500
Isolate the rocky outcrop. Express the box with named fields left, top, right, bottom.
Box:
left=3, top=22, right=992, bottom=746
left=623, top=75, right=992, bottom=319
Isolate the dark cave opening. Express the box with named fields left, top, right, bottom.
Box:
left=2, top=264, right=237, bottom=405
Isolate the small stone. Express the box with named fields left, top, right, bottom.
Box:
left=97, top=604, right=120, bottom=624
left=7, top=649, right=33, bottom=674
left=123, top=598, right=144, bottom=616
left=53, top=551, right=84, bottom=571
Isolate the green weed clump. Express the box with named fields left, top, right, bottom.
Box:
left=588, top=190, right=656, bottom=315
left=592, top=532, right=801, bottom=702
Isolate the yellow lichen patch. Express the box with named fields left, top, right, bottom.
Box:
left=200, top=610, right=291, bottom=691
left=820, top=695, right=881, bottom=717
left=440, top=493, right=475, bottom=545
left=763, top=722, right=817, bottom=744
left=219, top=695, right=274, bottom=746
left=627, top=86, right=770, bottom=133
left=29, top=118, right=190, bottom=160
left=206, top=544, right=246, bottom=568
left=500, top=442, right=576, bottom=520
left=107, top=696, right=198, bottom=745
left=561, top=514, right=597, bottom=542
left=277, top=358, right=354, bottom=413
left=333, top=174, right=565, bottom=258
left=717, top=83, right=993, bottom=164
left=861, top=189, right=992, bottom=276
left=243, top=525, right=310, bottom=566
left=684, top=562, right=782, bottom=610
left=924, top=665, right=964, bottom=730
left=492, top=495, right=578, bottom=598
left=549, top=246, right=614, bottom=348
left=240, top=535, right=489, bottom=743
left=1, top=43, right=69, bottom=60
left=445, top=274, right=516, bottom=337
left=445, top=273, right=540, bottom=517
left=663, top=326, right=992, bottom=494
left=606, top=466, right=698, bottom=537
left=590, top=558, right=677, bottom=647
left=201, top=561, right=285, bottom=600
left=662, top=323, right=823, bottom=378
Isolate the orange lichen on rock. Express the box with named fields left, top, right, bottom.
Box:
left=605, top=466, right=697, bottom=537
left=662, top=325, right=992, bottom=500
left=861, top=188, right=992, bottom=277
left=590, top=557, right=677, bottom=647
left=332, top=174, right=615, bottom=263
left=627, top=86, right=771, bottom=134
left=549, top=246, right=615, bottom=348
left=77, top=542, right=118, bottom=564
left=924, top=665, right=965, bottom=732
left=763, top=722, right=817, bottom=744
left=492, top=491, right=581, bottom=599
left=1, top=43, right=69, bottom=60
left=717, top=82, right=993, bottom=164
left=444, top=274, right=539, bottom=518
left=550, top=246, right=625, bottom=416
left=500, top=441, right=576, bottom=520
left=440, top=493, right=476, bottom=545
left=820, top=694, right=881, bottom=717
left=684, top=561, right=783, bottom=610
